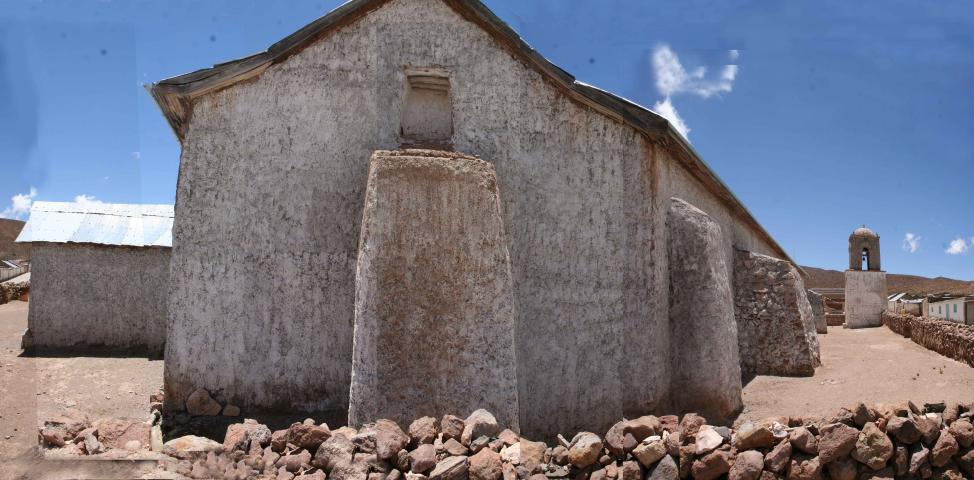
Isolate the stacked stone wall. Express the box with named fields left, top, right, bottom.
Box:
left=883, top=312, right=974, bottom=368
left=0, top=281, right=29, bottom=305
left=734, top=250, right=821, bottom=377
left=806, top=290, right=827, bottom=334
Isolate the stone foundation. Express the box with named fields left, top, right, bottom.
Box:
left=844, top=270, right=887, bottom=328
left=825, top=313, right=846, bottom=326
left=734, top=250, right=821, bottom=377
left=666, top=198, right=742, bottom=423
left=348, top=150, right=519, bottom=430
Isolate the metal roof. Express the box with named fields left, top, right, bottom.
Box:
left=15, top=201, right=174, bottom=248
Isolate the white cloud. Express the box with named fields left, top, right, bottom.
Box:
left=74, top=194, right=104, bottom=208
left=652, top=97, right=690, bottom=138
left=902, top=232, right=920, bottom=253
left=0, top=187, right=38, bottom=219
left=131, top=151, right=141, bottom=161
left=945, top=237, right=969, bottom=255
left=650, top=45, right=739, bottom=140
left=651, top=45, right=738, bottom=98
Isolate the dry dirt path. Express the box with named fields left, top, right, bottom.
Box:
left=739, top=323, right=974, bottom=425
left=0, top=301, right=163, bottom=479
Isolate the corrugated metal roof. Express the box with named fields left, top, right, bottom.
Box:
left=15, top=201, right=174, bottom=248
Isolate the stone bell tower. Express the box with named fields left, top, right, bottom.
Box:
left=844, top=226, right=887, bottom=328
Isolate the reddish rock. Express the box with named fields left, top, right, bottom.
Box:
left=679, top=414, right=706, bottom=442
left=313, top=434, right=355, bottom=471
left=818, top=423, right=859, bottom=464
left=931, top=432, right=959, bottom=467
left=409, top=417, right=438, bottom=446
left=470, top=448, right=502, bottom=480
left=288, top=422, right=331, bottom=451
left=735, top=422, right=775, bottom=450
left=377, top=419, right=411, bottom=461
left=916, top=416, right=941, bottom=446
left=520, top=440, right=546, bottom=473
left=788, top=427, right=818, bottom=455
left=886, top=417, right=921, bottom=445
left=271, top=429, right=288, bottom=453
left=851, top=422, right=892, bottom=470
left=765, top=440, right=793, bottom=473
left=691, top=450, right=732, bottom=480
left=825, top=458, right=857, bottom=480
left=647, top=455, right=679, bottom=480
left=461, top=410, right=499, bottom=446
left=620, top=460, right=641, bottom=480
left=658, top=415, right=679, bottom=434
left=729, top=450, right=764, bottom=480
left=441, top=415, right=465, bottom=442
left=430, top=455, right=469, bottom=480
left=948, top=420, right=973, bottom=448
left=410, top=444, right=437, bottom=474
left=92, top=419, right=151, bottom=450
left=787, top=453, right=822, bottom=480
left=567, top=432, right=602, bottom=468
left=185, top=388, right=222, bottom=416
left=627, top=416, right=661, bottom=441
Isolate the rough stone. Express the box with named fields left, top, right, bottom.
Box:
left=806, top=290, right=827, bottom=334
left=789, top=427, right=818, bottom=454
left=620, top=460, right=641, bottom=480
left=765, top=440, right=792, bottom=473
left=734, top=249, right=821, bottom=377
left=430, top=455, right=469, bottom=480
left=931, top=432, right=959, bottom=467
left=909, top=445, right=930, bottom=477
left=519, top=440, right=545, bottom=473
left=163, top=435, right=224, bottom=460
left=376, top=419, right=411, bottom=460
left=410, top=444, right=437, bottom=474
left=224, top=421, right=272, bottom=453
left=818, top=423, right=859, bottom=464
left=446, top=438, right=470, bottom=457
left=948, top=419, right=973, bottom=447
left=567, top=432, right=602, bottom=468
left=886, top=416, right=922, bottom=444
left=825, top=457, right=858, bottom=480
left=313, top=434, right=355, bottom=471
left=692, top=450, right=733, bottom=480
left=647, top=454, right=678, bottom=480
left=288, top=422, right=331, bottom=451
left=729, top=450, right=764, bottom=480
left=668, top=198, right=743, bottom=423
left=222, top=404, right=241, bottom=417
left=695, top=428, right=724, bottom=455
left=185, top=388, right=223, bottom=416
left=851, top=422, right=893, bottom=470
left=735, top=422, right=776, bottom=450
left=787, top=453, right=822, bottom=480
left=409, top=417, right=438, bottom=446
left=442, top=415, right=465, bottom=442
left=470, top=448, right=502, bottom=480
left=633, top=438, right=667, bottom=467
left=626, top=416, right=661, bottom=442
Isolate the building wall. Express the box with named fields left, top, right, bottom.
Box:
left=168, top=0, right=789, bottom=436
left=844, top=270, right=887, bottom=328
left=25, top=243, right=169, bottom=354
left=928, top=298, right=967, bottom=323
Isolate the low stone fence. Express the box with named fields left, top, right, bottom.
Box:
left=0, top=281, right=29, bottom=305
left=41, top=401, right=974, bottom=479
left=883, top=311, right=974, bottom=368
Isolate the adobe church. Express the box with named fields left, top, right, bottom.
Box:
left=150, top=0, right=819, bottom=439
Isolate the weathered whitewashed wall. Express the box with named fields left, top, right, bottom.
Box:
left=167, top=0, right=789, bottom=437
left=845, top=270, right=887, bottom=328
left=25, top=243, right=169, bottom=354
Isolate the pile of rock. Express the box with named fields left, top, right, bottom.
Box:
left=137, top=401, right=974, bottom=480
left=0, top=280, right=28, bottom=304
left=883, top=312, right=974, bottom=368
left=38, top=409, right=158, bottom=458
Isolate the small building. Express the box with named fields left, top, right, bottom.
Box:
left=887, top=292, right=923, bottom=316
left=16, top=201, right=173, bottom=354
left=926, top=295, right=974, bottom=324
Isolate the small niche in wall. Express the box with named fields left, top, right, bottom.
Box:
left=401, top=67, right=453, bottom=145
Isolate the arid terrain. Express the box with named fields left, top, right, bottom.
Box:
left=0, top=219, right=29, bottom=260
left=802, top=265, right=974, bottom=295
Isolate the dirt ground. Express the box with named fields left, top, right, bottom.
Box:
left=0, top=301, right=163, bottom=479
left=739, top=323, right=974, bottom=424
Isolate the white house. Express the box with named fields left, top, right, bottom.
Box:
left=926, top=295, right=974, bottom=324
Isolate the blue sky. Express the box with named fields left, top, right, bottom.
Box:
left=0, top=0, right=971, bottom=279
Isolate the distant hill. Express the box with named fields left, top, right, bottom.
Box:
left=0, top=219, right=29, bottom=260
left=802, top=265, right=974, bottom=296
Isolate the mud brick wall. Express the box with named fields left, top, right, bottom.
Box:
left=884, top=312, right=974, bottom=368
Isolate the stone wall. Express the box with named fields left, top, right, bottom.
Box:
left=23, top=243, right=169, bottom=355
left=348, top=150, right=519, bottom=430
left=129, top=401, right=974, bottom=480
left=826, top=313, right=845, bottom=326
left=734, top=249, right=821, bottom=377
left=0, top=281, right=28, bottom=305
left=883, top=312, right=974, bottom=368
left=806, top=290, right=827, bottom=334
